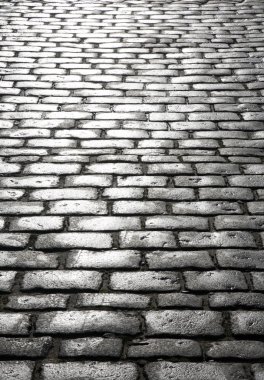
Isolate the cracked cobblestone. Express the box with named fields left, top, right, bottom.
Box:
left=0, top=0, right=264, bottom=378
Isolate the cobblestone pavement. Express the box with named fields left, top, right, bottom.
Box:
left=0, top=0, right=264, bottom=378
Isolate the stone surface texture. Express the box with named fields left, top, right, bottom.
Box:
left=0, top=0, right=263, bottom=378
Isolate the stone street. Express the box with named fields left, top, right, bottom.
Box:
left=0, top=0, right=264, bottom=378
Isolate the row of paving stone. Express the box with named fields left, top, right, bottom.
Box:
left=1, top=361, right=264, bottom=380
left=1, top=0, right=264, bottom=378
left=2, top=309, right=264, bottom=336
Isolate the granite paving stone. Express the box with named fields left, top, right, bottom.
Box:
left=0, top=0, right=263, bottom=377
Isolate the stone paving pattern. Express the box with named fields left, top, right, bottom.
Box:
left=0, top=0, right=264, bottom=378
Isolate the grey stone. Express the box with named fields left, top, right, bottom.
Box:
left=145, top=311, right=224, bottom=336
left=60, top=337, right=122, bottom=358
left=0, top=362, right=34, bottom=380
left=36, top=311, right=140, bottom=335
left=145, top=362, right=247, bottom=380
left=42, top=362, right=138, bottom=380
left=128, top=339, right=201, bottom=358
